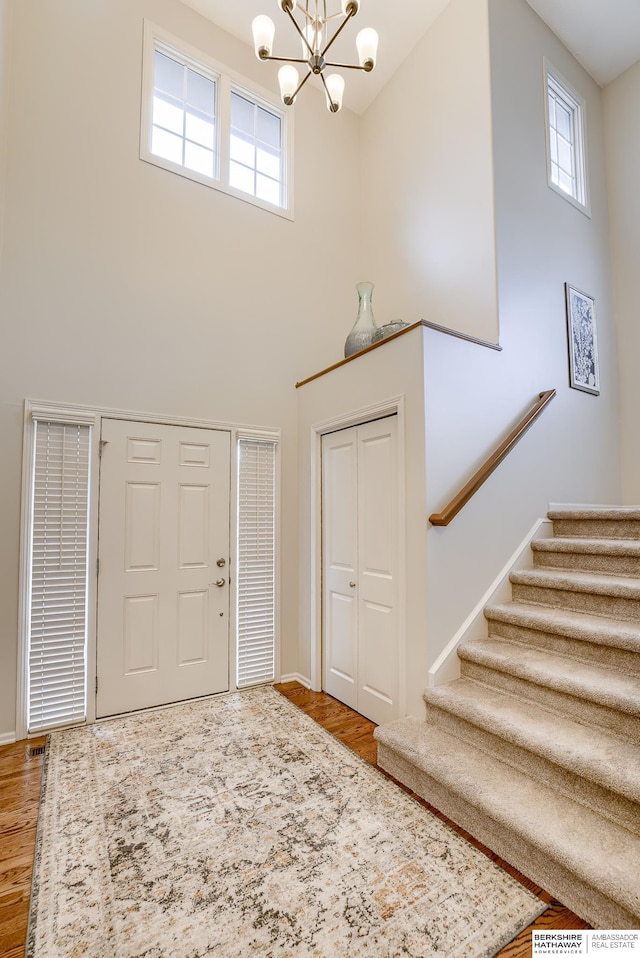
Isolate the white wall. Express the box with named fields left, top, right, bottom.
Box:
left=359, top=0, right=499, bottom=343
left=0, top=0, right=361, bottom=738
left=603, top=59, right=640, bottom=504
left=0, top=0, right=11, bottom=270
left=418, top=0, right=621, bottom=674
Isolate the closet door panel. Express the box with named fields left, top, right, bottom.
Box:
left=321, top=429, right=359, bottom=710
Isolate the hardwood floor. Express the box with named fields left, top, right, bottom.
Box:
left=274, top=682, right=592, bottom=958
left=0, top=687, right=590, bottom=958
left=0, top=736, right=46, bottom=958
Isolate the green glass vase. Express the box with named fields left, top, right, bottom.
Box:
left=344, top=281, right=377, bottom=358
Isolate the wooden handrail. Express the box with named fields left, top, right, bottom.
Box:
left=429, top=389, right=556, bottom=527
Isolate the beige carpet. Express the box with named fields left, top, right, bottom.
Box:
left=27, top=686, right=544, bottom=957
left=376, top=506, right=640, bottom=929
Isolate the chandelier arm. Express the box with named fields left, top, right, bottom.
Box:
left=260, top=54, right=310, bottom=64
left=284, top=3, right=315, bottom=56
left=324, top=60, right=370, bottom=70
left=320, top=7, right=355, bottom=59
left=291, top=68, right=313, bottom=99
left=318, top=70, right=338, bottom=112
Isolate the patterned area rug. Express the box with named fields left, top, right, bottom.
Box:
left=27, top=687, right=545, bottom=957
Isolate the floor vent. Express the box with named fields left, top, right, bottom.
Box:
left=30, top=745, right=46, bottom=756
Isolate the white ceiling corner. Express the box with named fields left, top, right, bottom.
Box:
left=180, top=0, right=640, bottom=113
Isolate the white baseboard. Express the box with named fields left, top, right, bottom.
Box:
left=279, top=673, right=312, bottom=689
left=0, top=731, right=17, bottom=746
left=427, top=517, right=553, bottom=688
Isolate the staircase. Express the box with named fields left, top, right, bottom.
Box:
left=374, top=507, right=640, bottom=929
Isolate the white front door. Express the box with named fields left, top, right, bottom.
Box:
left=322, top=416, right=399, bottom=725
left=96, top=419, right=231, bottom=717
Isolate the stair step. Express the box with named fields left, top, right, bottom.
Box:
left=532, top=536, right=640, bottom=576
left=379, top=506, right=640, bottom=929
left=549, top=508, right=640, bottom=540
left=424, top=678, right=640, bottom=814
left=458, top=637, right=640, bottom=742
left=510, top=567, right=640, bottom=621
left=375, top=717, right=640, bottom=928
left=484, top=601, right=640, bottom=675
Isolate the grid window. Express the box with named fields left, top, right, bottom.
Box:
left=230, top=92, right=283, bottom=207
left=141, top=23, right=291, bottom=216
left=152, top=50, right=217, bottom=180
left=545, top=65, right=588, bottom=212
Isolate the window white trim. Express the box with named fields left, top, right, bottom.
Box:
left=543, top=59, right=590, bottom=216
left=140, top=21, right=294, bottom=220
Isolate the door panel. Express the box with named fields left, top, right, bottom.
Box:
left=359, top=600, right=395, bottom=710
left=125, top=483, right=160, bottom=571
left=357, top=419, right=398, bottom=725
left=123, top=594, right=158, bottom=674
left=97, top=419, right=231, bottom=717
left=322, top=417, right=399, bottom=726
left=177, top=590, right=209, bottom=665
left=178, top=484, right=210, bottom=568
left=322, top=432, right=358, bottom=709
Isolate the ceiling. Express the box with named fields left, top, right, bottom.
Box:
left=180, top=0, right=640, bottom=114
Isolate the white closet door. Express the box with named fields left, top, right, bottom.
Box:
left=322, top=428, right=359, bottom=710
left=96, top=419, right=231, bottom=717
left=356, top=417, right=398, bottom=726
left=322, top=416, right=399, bottom=725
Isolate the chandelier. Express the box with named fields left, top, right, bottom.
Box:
left=251, top=0, right=379, bottom=114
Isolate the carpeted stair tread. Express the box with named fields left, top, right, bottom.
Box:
left=380, top=505, right=640, bottom=927
left=374, top=717, right=640, bottom=921
left=548, top=507, right=640, bottom=521
left=510, top=567, right=640, bottom=600
left=532, top=537, right=640, bottom=557
left=484, top=601, right=640, bottom=654
left=459, top=636, right=640, bottom=715
left=422, top=678, right=640, bottom=803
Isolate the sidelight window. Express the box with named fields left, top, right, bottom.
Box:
left=26, top=419, right=92, bottom=732
left=236, top=438, right=278, bottom=688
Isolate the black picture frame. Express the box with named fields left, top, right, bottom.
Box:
left=565, top=284, right=599, bottom=395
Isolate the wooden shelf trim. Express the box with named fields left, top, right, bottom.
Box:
left=429, top=389, right=557, bottom=527
left=295, top=320, right=501, bottom=390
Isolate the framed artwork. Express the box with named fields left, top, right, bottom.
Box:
left=565, top=284, right=599, bottom=395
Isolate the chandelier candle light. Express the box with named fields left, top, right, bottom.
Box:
left=252, top=0, right=378, bottom=113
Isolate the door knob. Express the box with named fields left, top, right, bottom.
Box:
left=349, top=581, right=357, bottom=588
left=216, top=557, right=226, bottom=567
left=214, top=578, right=226, bottom=587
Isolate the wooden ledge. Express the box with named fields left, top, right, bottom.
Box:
left=296, top=320, right=501, bottom=389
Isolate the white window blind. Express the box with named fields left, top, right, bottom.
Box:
left=28, top=421, right=91, bottom=732
left=237, top=438, right=277, bottom=688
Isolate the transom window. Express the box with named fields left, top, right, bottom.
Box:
left=230, top=92, right=283, bottom=208
left=152, top=50, right=217, bottom=180
left=544, top=62, right=588, bottom=214
left=141, top=22, right=292, bottom=218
